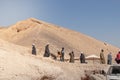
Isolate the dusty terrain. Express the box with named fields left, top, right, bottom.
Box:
left=0, top=18, right=118, bottom=58
left=0, top=18, right=119, bottom=80
left=0, top=39, right=107, bottom=80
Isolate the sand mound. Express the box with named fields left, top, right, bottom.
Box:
left=0, top=18, right=116, bottom=80
left=0, top=39, right=66, bottom=80
left=0, top=18, right=118, bottom=58
left=0, top=39, right=108, bottom=80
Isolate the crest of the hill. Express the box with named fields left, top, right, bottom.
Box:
left=0, top=18, right=118, bottom=58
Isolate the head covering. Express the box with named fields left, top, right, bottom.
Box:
left=62, top=47, right=64, bottom=50
left=101, top=49, right=104, bottom=52
left=32, top=43, right=35, bottom=46
left=81, top=52, right=83, bottom=53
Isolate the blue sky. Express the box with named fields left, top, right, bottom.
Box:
left=0, top=0, right=120, bottom=47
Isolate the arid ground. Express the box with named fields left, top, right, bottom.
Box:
left=0, top=18, right=119, bottom=80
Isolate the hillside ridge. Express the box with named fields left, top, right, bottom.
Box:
left=0, top=18, right=118, bottom=58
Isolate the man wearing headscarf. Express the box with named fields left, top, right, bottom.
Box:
left=32, top=44, right=36, bottom=55
left=69, top=51, right=74, bottom=63
left=100, top=49, right=105, bottom=64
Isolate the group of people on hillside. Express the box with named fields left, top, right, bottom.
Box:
left=42, top=44, right=75, bottom=63
left=43, top=45, right=66, bottom=61
left=31, top=44, right=75, bottom=63
left=98, top=49, right=120, bottom=65
left=31, top=43, right=120, bottom=64
left=99, top=49, right=112, bottom=65
left=79, top=49, right=112, bottom=64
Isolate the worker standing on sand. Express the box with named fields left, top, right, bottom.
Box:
left=100, top=49, right=105, bottom=64
left=80, top=52, right=85, bottom=63
left=115, top=51, right=120, bottom=64
left=69, top=51, right=74, bottom=63
left=44, top=44, right=50, bottom=57
left=61, top=47, right=65, bottom=61
left=107, top=52, right=112, bottom=65
left=32, top=44, right=36, bottom=55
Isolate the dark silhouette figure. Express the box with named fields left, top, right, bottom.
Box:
left=80, top=52, right=85, bottom=63
left=60, top=47, right=65, bottom=61
left=32, top=44, right=36, bottom=55
left=69, top=51, right=74, bottom=63
left=44, top=44, right=50, bottom=57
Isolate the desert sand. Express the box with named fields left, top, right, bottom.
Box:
left=0, top=18, right=119, bottom=80
left=0, top=39, right=107, bottom=80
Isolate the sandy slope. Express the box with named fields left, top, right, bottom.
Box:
left=0, top=39, right=107, bottom=80
left=0, top=18, right=118, bottom=59
left=0, top=18, right=118, bottom=80
left=0, top=39, right=65, bottom=80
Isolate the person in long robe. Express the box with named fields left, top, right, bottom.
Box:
left=32, top=44, right=36, bottom=55
left=107, top=52, right=112, bottom=65
left=80, top=52, right=85, bottom=63
left=61, top=47, right=65, bottom=61
left=100, top=49, right=105, bottom=64
left=44, top=44, right=50, bottom=57
left=69, top=51, right=74, bottom=63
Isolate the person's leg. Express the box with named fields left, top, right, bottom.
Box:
left=107, top=60, right=109, bottom=64
left=116, top=60, right=119, bottom=64
left=60, top=56, right=62, bottom=61
left=110, top=60, right=112, bottom=65
left=63, top=55, right=64, bottom=61
left=118, top=60, right=120, bottom=64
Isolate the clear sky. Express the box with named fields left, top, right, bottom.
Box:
left=0, top=0, right=120, bottom=47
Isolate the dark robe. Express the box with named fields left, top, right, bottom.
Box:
left=80, top=53, right=85, bottom=63
left=32, top=45, right=36, bottom=55
left=60, top=48, right=65, bottom=61
left=44, top=45, right=50, bottom=57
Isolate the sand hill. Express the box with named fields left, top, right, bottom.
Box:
left=0, top=39, right=107, bottom=80
left=0, top=18, right=118, bottom=58
left=0, top=18, right=118, bottom=80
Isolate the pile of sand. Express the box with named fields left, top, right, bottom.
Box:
left=0, top=39, right=107, bottom=80
left=0, top=18, right=118, bottom=80
left=0, top=18, right=119, bottom=58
